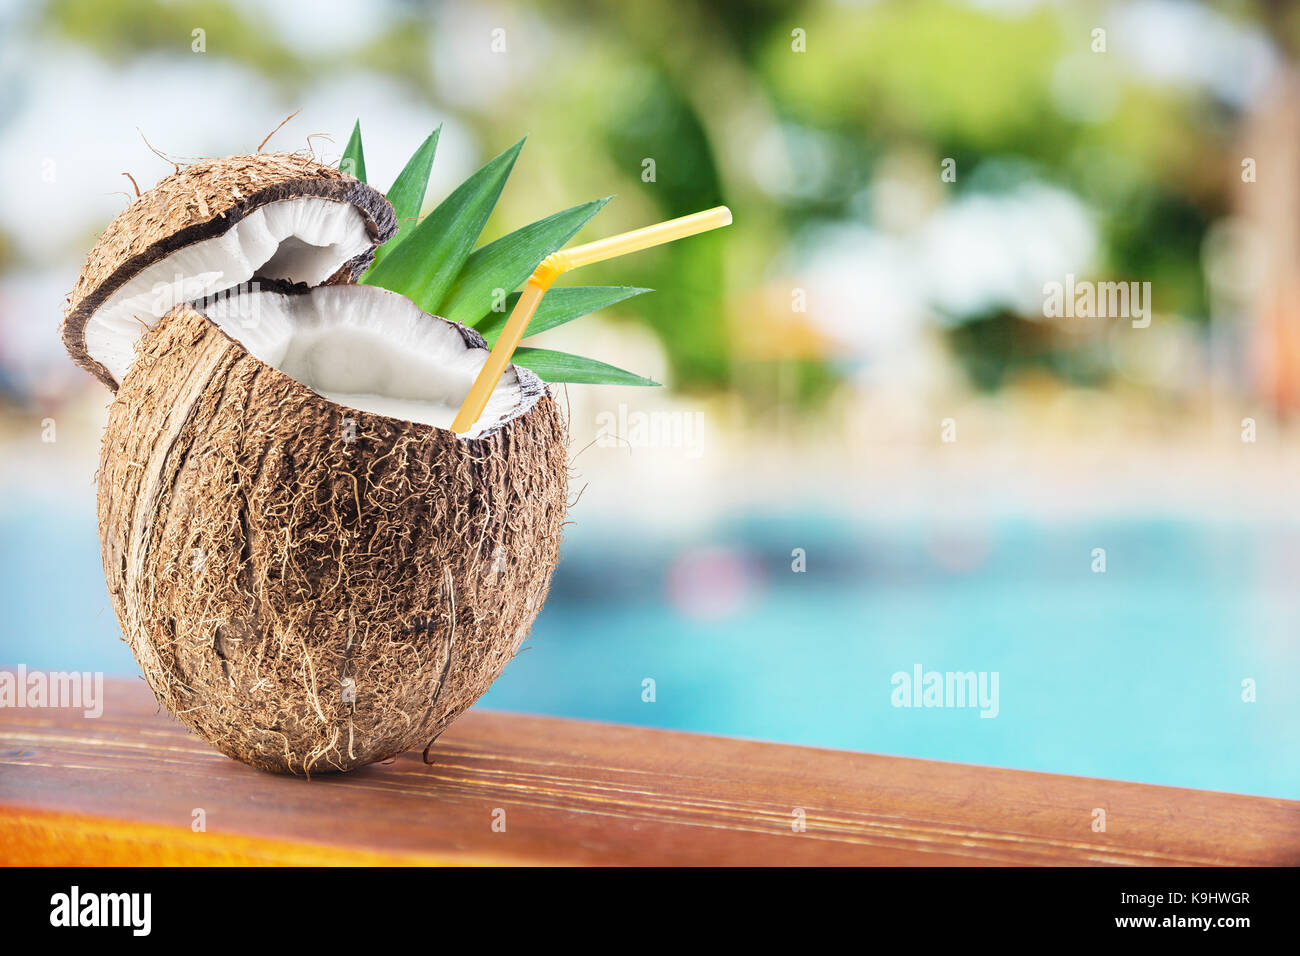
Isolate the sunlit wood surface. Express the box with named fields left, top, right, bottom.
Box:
left=2, top=678, right=1297, bottom=865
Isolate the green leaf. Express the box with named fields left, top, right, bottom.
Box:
left=439, top=197, right=611, bottom=323
left=362, top=138, right=524, bottom=314
left=477, top=286, right=651, bottom=344
left=512, top=347, right=660, bottom=386
left=371, top=126, right=441, bottom=269
left=340, top=120, right=366, bottom=182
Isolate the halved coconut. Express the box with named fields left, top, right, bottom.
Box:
left=63, top=152, right=397, bottom=390
left=97, top=287, right=567, bottom=774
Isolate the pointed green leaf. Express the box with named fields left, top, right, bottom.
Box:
left=362, top=138, right=525, bottom=314
left=340, top=120, right=366, bottom=182
left=371, top=126, right=441, bottom=269
left=440, top=197, right=611, bottom=323
left=477, top=286, right=651, bottom=343
left=512, top=347, right=660, bottom=386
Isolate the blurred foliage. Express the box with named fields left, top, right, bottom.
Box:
left=28, top=0, right=1283, bottom=401
left=763, top=3, right=1066, bottom=149
left=946, top=310, right=1110, bottom=393
left=46, top=0, right=308, bottom=79
left=597, top=65, right=730, bottom=387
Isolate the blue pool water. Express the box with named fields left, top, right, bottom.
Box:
left=3, top=502, right=1297, bottom=799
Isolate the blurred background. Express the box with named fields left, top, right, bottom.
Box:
left=2, top=0, right=1299, bottom=798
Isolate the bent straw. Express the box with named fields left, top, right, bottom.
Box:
left=451, top=205, right=733, bottom=434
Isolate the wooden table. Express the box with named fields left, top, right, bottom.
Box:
left=2, top=678, right=1297, bottom=865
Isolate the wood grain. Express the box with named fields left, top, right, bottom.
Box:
left=2, top=678, right=1297, bottom=865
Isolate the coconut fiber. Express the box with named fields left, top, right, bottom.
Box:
left=97, top=303, right=568, bottom=774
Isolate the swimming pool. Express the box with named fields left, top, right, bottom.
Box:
left=3, top=503, right=1296, bottom=798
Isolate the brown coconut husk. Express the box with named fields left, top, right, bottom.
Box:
left=64, top=152, right=397, bottom=390
left=97, top=303, right=568, bottom=774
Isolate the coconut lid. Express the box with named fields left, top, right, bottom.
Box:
left=62, top=152, right=398, bottom=390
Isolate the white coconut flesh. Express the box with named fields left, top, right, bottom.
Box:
left=200, top=284, right=526, bottom=438
left=83, top=198, right=373, bottom=386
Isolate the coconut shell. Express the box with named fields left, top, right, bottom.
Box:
left=97, top=303, right=568, bottom=774
left=64, top=152, right=398, bottom=390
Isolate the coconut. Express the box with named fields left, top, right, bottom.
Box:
left=96, top=285, right=568, bottom=774
left=63, top=152, right=397, bottom=390
left=68, top=152, right=569, bottom=774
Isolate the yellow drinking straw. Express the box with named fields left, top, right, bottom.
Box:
left=451, top=205, right=733, bottom=433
